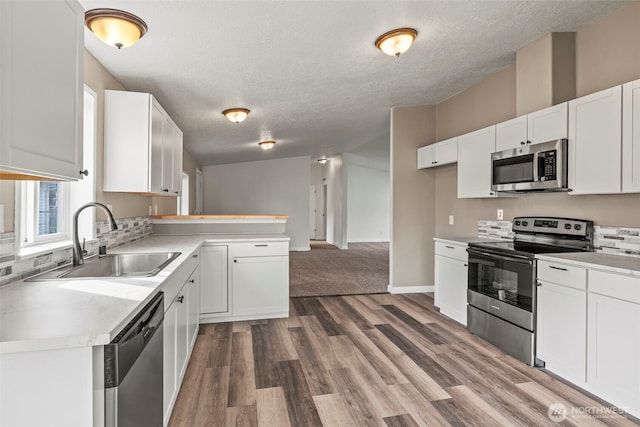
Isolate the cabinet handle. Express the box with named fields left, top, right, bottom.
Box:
left=234, top=259, right=237, bottom=263
left=79, top=169, right=89, bottom=176
left=526, top=140, right=531, bottom=144
left=549, top=265, right=568, bottom=271
left=464, top=264, right=468, bottom=267
left=536, top=281, right=542, bottom=287
left=520, top=141, right=525, bottom=145
left=445, top=245, right=455, bottom=249
left=489, top=192, right=494, bottom=196
left=188, top=279, right=195, bottom=283
left=174, top=191, right=179, bottom=194
left=432, top=161, right=437, bottom=164
left=177, top=295, right=184, bottom=303
left=192, top=254, right=198, bottom=258
left=163, top=189, right=169, bottom=192
left=254, top=244, right=268, bottom=247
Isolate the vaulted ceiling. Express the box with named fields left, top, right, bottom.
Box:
left=80, top=0, right=627, bottom=166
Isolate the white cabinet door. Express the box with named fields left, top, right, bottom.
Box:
left=187, top=266, right=200, bottom=350
left=176, top=286, right=189, bottom=380
left=434, top=255, right=468, bottom=325
left=150, top=100, right=165, bottom=194
left=568, top=86, right=622, bottom=195
left=587, top=293, right=640, bottom=417
left=496, top=116, right=527, bottom=151
left=0, top=0, right=84, bottom=181
left=417, top=138, right=458, bottom=169
left=436, top=137, right=458, bottom=166
left=232, top=256, right=289, bottom=317
left=536, top=281, right=586, bottom=385
left=622, top=79, right=640, bottom=193
left=200, top=245, right=229, bottom=315
left=163, top=300, right=177, bottom=426
left=417, top=145, right=437, bottom=169
left=457, top=125, right=497, bottom=198
left=527, top=102, right=568, bottom=143
left=172, top=125, right=184, bottom=196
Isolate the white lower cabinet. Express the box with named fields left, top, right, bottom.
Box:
left=200, top=245, right=229, bottom=319
left=587, top=271, right=640, bottom=418
left=536, top=281, right=586, bottom=385
left=536, top=260, right=640, bottom=418
left=232, top=256, right=289, bottom=318
left=163, top=255, right=200, bottom=426
left=434, top=241, right=468, bottom=325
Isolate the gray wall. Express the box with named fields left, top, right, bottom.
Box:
left=347, top=161, right=390, bottom=243
left=202, top=156, right=311, bottom=251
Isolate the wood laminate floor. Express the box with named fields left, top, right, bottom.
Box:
left=169, top=293, right=639, bottom=427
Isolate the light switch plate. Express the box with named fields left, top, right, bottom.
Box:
left=497, top=209, right=504, bottom=220
left=449, top=215, right=454, bottom=225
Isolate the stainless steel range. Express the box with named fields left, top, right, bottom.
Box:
left=466, top=217, right=594, bottom=366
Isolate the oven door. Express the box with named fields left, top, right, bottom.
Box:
left=467, top=247, right=535, bottom=313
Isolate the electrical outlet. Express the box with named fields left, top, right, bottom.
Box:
left=497, top=209, right=504, bottom=220
left=154, top=205, right=158, bottom=215
left=148, top=205, right=153, bottom=215
left=449, top=215, right=454, bottom=225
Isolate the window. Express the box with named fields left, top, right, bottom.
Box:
left=17, top=85, right=98, bottom=249
left=177, top=172, right=189, bottom=215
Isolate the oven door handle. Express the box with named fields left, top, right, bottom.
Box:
left=467, top=248, right=534, bottom=266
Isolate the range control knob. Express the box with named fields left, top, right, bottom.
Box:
left=522, top=221, right=528, bottom=226
left=574, top=224, right=582, bottom=231
left=564, top=224, right=572, bottom=230
left=514, top=220, right=521, bottom=226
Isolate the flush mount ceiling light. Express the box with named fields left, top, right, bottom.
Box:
left=317, top=158, right=328, bottom=164
left=222, top=108, right=250, bottom=123
left=85, top=8, right=148, bottom=49
left=375, top=28, right=418, bottom=57
left=258, top=141, right=276, bottom=150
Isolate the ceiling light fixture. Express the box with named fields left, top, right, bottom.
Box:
left=375, top=28, right=418, bottom=57
left=259, top=141, right=276, bottom=150
left=222, top=108, right=250, bottom=123
left=85, top=8, right=148, bottom=49
left=317, top=158, right=328, bottom=164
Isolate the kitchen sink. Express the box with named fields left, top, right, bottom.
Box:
left=26, top=252, right=181, bottom=281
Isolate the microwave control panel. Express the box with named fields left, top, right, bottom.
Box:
left=538, top=150, right=557, bottom=181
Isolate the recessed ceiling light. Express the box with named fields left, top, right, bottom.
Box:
left=259, top=141, right=276, bottom=150
left=375, top=28, right=417, bottom=57
left=222, top=108, right=250, bottom=123
left=85, top=8, right=148, bottom=49
left=317, top=158, right=328, bottom=164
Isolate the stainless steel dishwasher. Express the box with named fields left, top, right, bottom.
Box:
left=105, top=292, right=164, bottom=427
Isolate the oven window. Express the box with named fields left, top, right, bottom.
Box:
left=468, top=253, right=534, bottom=312
left=493, top=154, right=534, bottom=185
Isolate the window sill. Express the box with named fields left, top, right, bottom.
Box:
left=18, top=240, right=73, bottom=260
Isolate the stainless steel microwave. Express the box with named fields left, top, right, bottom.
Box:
left=491, top=139, right=568, bottom=192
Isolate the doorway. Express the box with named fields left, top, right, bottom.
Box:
left=309, top=184, right=327, bottom=240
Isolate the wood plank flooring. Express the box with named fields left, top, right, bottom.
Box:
left=169, top=293, right=639, bottom=427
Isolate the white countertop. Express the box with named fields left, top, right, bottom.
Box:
left=434, top=236, right=508, bottom=245
left=536, top=252, right=640, bottom=277
left=0, top=233, right=289, bottom=354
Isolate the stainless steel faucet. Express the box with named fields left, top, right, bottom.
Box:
left=73, top=202, right=118, bottom=266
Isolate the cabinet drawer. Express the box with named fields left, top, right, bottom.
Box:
left=537, top=261, right=587, bottom=290
left=435, top=241, right=468, bottom=261
left=231, top=241, right=289, bottom=257
left=589, top=270, right=640, bottom=304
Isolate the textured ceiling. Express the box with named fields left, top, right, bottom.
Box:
left=79, top=0, right=627, bottom=166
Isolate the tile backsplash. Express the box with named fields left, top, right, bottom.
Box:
left=0, top=216, right=152, bottom=287
left=477, top=220, right=514, bottom=240
left=594, top=225, right=640, bottom=257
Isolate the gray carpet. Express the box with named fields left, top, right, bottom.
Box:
left=289, top=241, right=389, bottom=297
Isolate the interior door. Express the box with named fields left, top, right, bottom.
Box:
left=195, top=169, right=203, bottom=214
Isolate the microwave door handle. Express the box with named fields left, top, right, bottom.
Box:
left=532, top=151, right=540, bottom=182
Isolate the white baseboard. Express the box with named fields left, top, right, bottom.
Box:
left=290, top=245, right=311, bottom=252
left=387, top=285, right=434, bottom=294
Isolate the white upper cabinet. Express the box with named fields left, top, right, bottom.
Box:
left=495, top=103, right=568, bottom=152
left=0, top=0, right=84, bottom=181
left=622, top=79, right=640, bottom=193
left=417, top=137, right=457, bottom=169
left=104, top=90, right=183, bottom=195
left=457, top=125, right=498, bottom=198
left=568, top=86, right=622, bottom=195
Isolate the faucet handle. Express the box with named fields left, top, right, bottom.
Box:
left=82, top=238, right=88, bottom=256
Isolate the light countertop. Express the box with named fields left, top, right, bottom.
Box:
left=536, top=252, right=640, bottom=277
left=434, top=236, right=508, bottom=245
left=151, top=214, right=288, bottom=222
left=0, top=233, right=289, bottom=354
